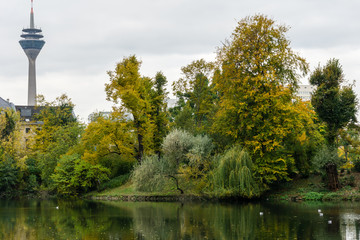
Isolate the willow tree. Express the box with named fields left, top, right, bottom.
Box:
left=213, top=14, right=309, bottom=186
left=213, top=145, right=259, bottom=198
left=106, top=55, right=155, bottom=162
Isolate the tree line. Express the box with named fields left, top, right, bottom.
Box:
left=0, top=14, right=358, bottom=198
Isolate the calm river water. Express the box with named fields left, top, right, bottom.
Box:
left=0, top=199, right=359, bottom=239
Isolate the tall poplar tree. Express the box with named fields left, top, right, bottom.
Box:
left=151, top=72, right=169, bottom=157
left=105, top=55, right=155, bottom=162
left=214, top=14, right=309, bottom=186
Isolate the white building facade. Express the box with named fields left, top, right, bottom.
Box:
left=296, top=85, right=315, bottom=101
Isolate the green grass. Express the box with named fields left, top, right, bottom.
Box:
left=90, top=180, right=181, bottom=197
left=87, top=173, right=210, bottom=199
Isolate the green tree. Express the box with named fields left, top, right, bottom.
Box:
left=0, top=109, right=21, bottom=160
left=31, top=95, right=84, bottom=187
left=77, top=113, right=135, bottom=177
left=172, top=59, right=216, bottom=134
left=310, top=59, right=358, bottom=190
left=338, top=124, right=360, bottom=168
left=34, top=122, right=84, bottom=187
left=36, top=94, right=77, bottom=126
left=150, top=72, right=169, bottom=157
left=313, top=145, right=344, bottom=190
left=52, top=154, right=110, bottom=196
left=283, top=101, right=325, bottom=177
left=0, top=157, right=19, bottom=196
left=310, top=59, right=358, bottom=146
left=132, top=129, right=214, bottom=194
left=0, top=109, right=17, bottom=140
left=163, top=129, right=213, bottom=193
left=105, top=55, right=155, bottom=162
left=213, top=14, right=308, bottom=186
left=172, top=103, right=194, bottom=133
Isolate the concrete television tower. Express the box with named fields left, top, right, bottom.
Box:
left=19, top=0, right=45, bottom=106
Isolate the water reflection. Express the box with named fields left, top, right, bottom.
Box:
left=0, top=199, right=359, bottom=239
left=340, top=212, right=360, bottom=240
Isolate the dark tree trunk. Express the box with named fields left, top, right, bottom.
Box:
left=168, top=175, right=184, bottom=194
left=326, top=163, right=339, bottom=191
left=135, top=119, right=144, bottom=163
left=137, top=133, right=143, bottom=163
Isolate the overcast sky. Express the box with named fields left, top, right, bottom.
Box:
left=1, top=0, right=360, bottom=122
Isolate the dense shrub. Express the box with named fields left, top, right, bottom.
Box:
left=0, top=158, right=19, bottom=194
left=131, top=155, right=173, bottom=192
left=340, top=175, right=355, bottom=187
left=99, top=154, right=135, bottom=178
left=22, top=158, right=41, bottom=193
left=98, top=174, right=130, bottom=191
left=162, top=129, right=194, bottom=165
left=303, top=192, right=324, bottom=201
left=182, top=134, right=213, bottom=179
left=313, top=145, right=345, bottom=190
left=162, top=129, right=214, bottom=179
left=52, top=154, right=110, bottom=196
left=312, top=146, right=344, bottom=173
left=322, top=192, right=341, bottom=201
left=353, top=158, right=360, bottom=172
left=132, top=130, right=214, bottom=193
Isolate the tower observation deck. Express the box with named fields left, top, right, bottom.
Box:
left=19, top=0, right=45, bottom=106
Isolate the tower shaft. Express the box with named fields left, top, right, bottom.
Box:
left=28, top=58, right=36, bottom=106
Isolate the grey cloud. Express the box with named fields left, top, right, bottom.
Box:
left=2, top=0, right=360, bottom=121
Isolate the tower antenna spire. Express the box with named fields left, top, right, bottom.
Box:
left=30, top=0, right=34, bottom=28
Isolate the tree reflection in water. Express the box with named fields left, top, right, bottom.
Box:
left=0, top=199, right=357, bottom=239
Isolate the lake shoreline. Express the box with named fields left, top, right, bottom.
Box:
left=85, top=172, right=360, bottom=203
left=87, top=193, right=263, bottom=203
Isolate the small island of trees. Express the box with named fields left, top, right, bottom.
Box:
left=0, top=14, right=358, bottom=200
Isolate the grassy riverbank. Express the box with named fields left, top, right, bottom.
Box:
left=268, top=172, right=360, bottom=201
left=86, top=171, right=360, bottom=202
left=86, top=175, right=257, bottom=202
left=86, top=181, right=214, bottom=202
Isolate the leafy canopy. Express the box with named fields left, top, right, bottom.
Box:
left=213, top=14, right=309, bottom=185
left=310, top=59, right=358, bottom=146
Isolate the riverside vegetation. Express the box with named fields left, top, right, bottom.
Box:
left=0, top=14, right=359, bottom=201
